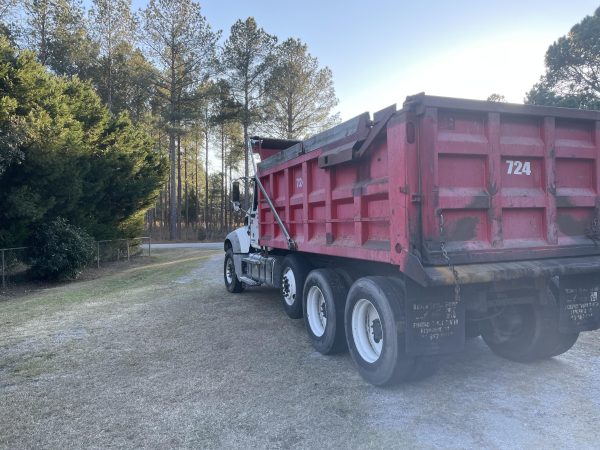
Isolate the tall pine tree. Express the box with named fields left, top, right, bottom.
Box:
left=141, top=0, right=219, bottom=240
left=222, top=17, right=276, bottom=206
left=263, top=38, right=339, bottom=139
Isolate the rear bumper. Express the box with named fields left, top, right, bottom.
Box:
left=422, top=255, right=600, bottom=287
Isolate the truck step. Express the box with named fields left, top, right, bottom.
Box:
left=242, top=257, right=260, bottom=265
left=239, top=276, right=260, bottom=286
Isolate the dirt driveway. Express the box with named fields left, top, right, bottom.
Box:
left=1, top=248, right=599, bottom=449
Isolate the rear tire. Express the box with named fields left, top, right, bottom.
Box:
left=224, top=249, right=244, bottom=293
left=345, top=277, right=436, bottom=386
left=480, top=300, right=579, bottom=362
left=280, top=254, right=310, bottom=319
left=544, top=332, right=579, bottom=357
left=303, top=269, right=348, bottom=354
left=465, top=320, right=481, bottom=339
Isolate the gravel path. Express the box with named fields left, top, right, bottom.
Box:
left=1, top=249, right=599, bottom=449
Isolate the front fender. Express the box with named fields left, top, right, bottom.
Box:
left=224, top=227, right=250, bottom=278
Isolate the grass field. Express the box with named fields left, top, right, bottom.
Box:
left=1, top=248, right=599, bottom=449
left=0, top=249, right=218, bottom=382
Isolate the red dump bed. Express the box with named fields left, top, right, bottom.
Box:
left=254, top=94, right=600, bottom=278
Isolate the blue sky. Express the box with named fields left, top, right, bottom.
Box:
left=132, top=0, right=598, bottom=120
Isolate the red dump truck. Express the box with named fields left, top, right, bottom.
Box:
left=223, top=94, right=600, bottom=386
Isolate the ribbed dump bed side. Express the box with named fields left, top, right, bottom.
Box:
left=411, top=95, right=600, bottom=265
left=254, top=109, right=395, bottom=264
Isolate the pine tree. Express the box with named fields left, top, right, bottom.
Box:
left=222, top=17, right=276, bottom=206
left=526, top=7, right=600, bottom=109
left=21, top=0, right=97, bottom=77
left=263, top=38, right=339, bottom=139
left=141, top=0, right=219, bottom=240
left=89, top=0, right=136, bottom=113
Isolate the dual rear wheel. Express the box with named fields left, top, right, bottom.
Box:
left=302, top=272, right=577, bottom=386
left=225, top=252, right=579, bottom=386
left=302, top=273, right=438, bottom=386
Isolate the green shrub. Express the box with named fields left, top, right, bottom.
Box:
left=27, top=218, right=96, bottom=280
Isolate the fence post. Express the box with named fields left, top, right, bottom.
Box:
left=97, top=242, right=100, bottom=268
left=1, top=249, right=5, bottom=290
left=148, top=237, right=151, bottom=257
left=127, top=239, right=130, bottom=262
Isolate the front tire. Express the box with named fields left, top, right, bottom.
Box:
left=345, top=277, right=435, bottom=386
left=303, top=269, right=348, bottom=354
left=280, top=254, right=310, bottom=319
left=224, top=249, right=244, bottom=293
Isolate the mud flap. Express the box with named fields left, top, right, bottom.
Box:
left=404, top=282, right=465, bottom=356
left=559, top=274, right=600, bottom=333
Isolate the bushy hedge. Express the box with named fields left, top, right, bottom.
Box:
left=0, top=37, right=167, bottom=248
left=27, top=218, right=96, bottom=280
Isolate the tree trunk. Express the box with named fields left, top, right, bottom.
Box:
left=204, top=124, right=209, bottom=234
left=168, top=55, right=177, bottom=241
left=220, top=125, right=225, bottom=232
left=228, top=164, right=233, bottom=230
left=224, top=168, right=228, bottom=233
left=177, top=134, right=182, bottom=240
left=184, top=139, right=188, bottom=239
left=169, top=133, right=176, bottom=240
left=160, top=188, right=165, bottom=240
left=243, top=89, right=249, bottom=209
left=195, top=129, right=199, bottom=232
left=287, top=99, right=293, bottom=139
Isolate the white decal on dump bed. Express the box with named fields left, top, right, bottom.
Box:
left=506, top=160, right=531, bottom=175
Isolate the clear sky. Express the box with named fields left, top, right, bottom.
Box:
left=130, top=0, right=598, bottom=121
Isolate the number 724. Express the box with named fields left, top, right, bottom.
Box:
left=506, top=160, right=531, bottom=176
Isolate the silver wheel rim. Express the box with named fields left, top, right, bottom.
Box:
left=352, top=298, right=383, bottom=363
left=225, top=259, right=234, bottom=284
left=282, top=268, right=297, bottom=306
left=306, top=285, right=327, bottom=337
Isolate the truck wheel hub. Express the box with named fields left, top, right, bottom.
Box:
left=282, top=268, right=297, bottom=306
left=307, top=285, right=327, bottom=337
left=352, top=298, right=384, bottom=363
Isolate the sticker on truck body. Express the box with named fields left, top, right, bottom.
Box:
left=506, top=160, right=531, bottom=176
left=559, top=274, right=600, bottom=332
left=405, top=283, right=465, bottom=355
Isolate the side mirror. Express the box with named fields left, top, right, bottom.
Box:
left=231, top=181, right=241, bottom=211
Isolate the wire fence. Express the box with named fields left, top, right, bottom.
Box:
left=94, top=237, right=152, bottom=268
left=1, top=237, right=152, bottom=291
left=0, top=246, right=28, bottom=291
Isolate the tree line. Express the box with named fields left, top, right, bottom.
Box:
left=4, top=1, right=598, bottom=246
left=0, top=0, right=340, bottom=241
